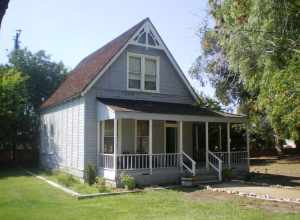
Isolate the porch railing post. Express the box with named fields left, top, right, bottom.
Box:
left=149, top=119, right=153, bottom=174
left=179, top=121, right=183, bottom=172
left=205, top=121, right=209, bottom=169
left=113, top=119, right=118, bottom=172
left=227, top=122, right=231, bottom=168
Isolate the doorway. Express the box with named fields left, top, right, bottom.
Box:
left=165, top=122, right=178, bottom=153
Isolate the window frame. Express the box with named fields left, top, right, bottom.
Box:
left=127, top=52, right=160, bottom=93
left=102, top=120, right=114, bottom=154
left=134, top=120, right=149, bottom=154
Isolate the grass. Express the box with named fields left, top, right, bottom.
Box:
left=37, top=169, right=109, bottom=194
left=0, top=168, right=299, bottom=220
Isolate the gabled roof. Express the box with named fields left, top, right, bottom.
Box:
left=41, top=18, right=199, bottom=109
left=41, top=18, right=148, bottom=109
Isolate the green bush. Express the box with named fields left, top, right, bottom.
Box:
left=222, top=168, right=233, bottom=181
left=84, top=164, right=96, bottom=185
left=95, top=176, right=108, bottom=192
left=120, top=173, right=135, bottom=190
left=56, top=173, right=78, bottom=187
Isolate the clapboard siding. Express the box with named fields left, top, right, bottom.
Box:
left=94, top=44, right=195, bottom=104
left=40, top=97, right=85, bottom=178
left=84, top=88, right=98, bottom=168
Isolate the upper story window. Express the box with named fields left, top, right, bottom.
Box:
left=127, top=53, right=159, bottom=92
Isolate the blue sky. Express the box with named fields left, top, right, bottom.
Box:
left=0, top=0, right=214, bottom=97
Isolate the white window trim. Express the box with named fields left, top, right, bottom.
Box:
left=127, top=52, right=160, bottom=93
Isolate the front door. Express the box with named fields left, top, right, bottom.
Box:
left=166, top=126, right=177, bottom=153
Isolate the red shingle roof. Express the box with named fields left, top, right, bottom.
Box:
left=41, top=18, right=148, bottom=109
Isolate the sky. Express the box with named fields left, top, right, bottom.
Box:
left=0, top=0, right=214, bottom=97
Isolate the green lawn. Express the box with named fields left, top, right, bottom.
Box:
left=0, top=168, right=299, bottom=220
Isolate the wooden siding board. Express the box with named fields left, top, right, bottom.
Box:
left=94, top=45, right=195, bottom=104
left=40, top=97, right=85, bottom=178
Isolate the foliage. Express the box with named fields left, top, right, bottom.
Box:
left=9, top=49, right=67, bottom=111
left=0, top=66, right=32, bottom=150
left=84, top=164, right=96, bottom=185
left=95, top=176, right=109, bottom=192
left=56, top=172, right=79, bottom=187
left=191, top=0, right=300, bottom=147
left=1, top=48, right=67, bottom=152
left=120, top=173, right=136, bottom=190
left=222, top=168, right=233, bottom=181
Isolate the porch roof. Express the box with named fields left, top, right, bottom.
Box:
left=97, top=98, right=246, bottom=123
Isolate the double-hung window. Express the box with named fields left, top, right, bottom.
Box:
left=136, top=120, right=149, bottom=154
left=128, top=56, right=142, bottom=89
left=128, top=53, right=159, bottom=92
left=104, top=120, right=114, bottom=153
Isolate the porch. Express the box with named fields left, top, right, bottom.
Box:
left=96, top=98, right=249, bottom=185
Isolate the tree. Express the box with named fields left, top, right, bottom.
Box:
left=191, top=0, right=300, bottom=149
left=9, top=49, right=67, bottom=112
left=6, top=49, right=67, bottom=151
left=0, top=66, right=31, bottom=158
left=0, top=0, right=9, bottom=30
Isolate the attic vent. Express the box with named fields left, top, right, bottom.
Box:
left=132, top=22, right=161, bottom=48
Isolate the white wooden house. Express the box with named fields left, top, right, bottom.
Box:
left=40, top=18, right=249, bottom=186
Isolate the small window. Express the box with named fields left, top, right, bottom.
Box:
left=104, top=120, right=114, bottom=153
left=144, top=58, right=157, bottom=90
left=128, top=56, right=142, bottom=89
left=136, top=120, right=149, bottom=154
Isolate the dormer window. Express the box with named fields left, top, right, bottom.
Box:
left=127, top=52, right=159, bottom=92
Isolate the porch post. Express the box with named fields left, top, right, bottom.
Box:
left=113, top=119, right=118, bottom=171
left=246, top=124, right=250, bottom=167
left=96, top=122, right=100, bottom=170
left=179, top=121, right=183, bottom=172
left=205, top=121, right=209, bottom=169
left=227, top=122, right=231, bottom=168
left=149, top=120, right=153, bottom=174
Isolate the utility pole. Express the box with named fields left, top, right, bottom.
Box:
left=13, top=29, right=21, bottom=50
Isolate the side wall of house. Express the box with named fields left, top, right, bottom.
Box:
left=40, top=98, right=85, bottom=178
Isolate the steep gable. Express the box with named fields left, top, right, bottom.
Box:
left=41, top=18, right=198, bottom=109
left=41, top=19, right=147, bottom=109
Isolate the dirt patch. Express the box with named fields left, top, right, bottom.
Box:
left=185, top=190, right=235, bottom=202
left=185, top=189, right=300, bottom=213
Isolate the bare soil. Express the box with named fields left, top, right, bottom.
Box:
left=185, top=189, right=300, bottom=213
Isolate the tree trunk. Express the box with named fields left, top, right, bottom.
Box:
left=0, top=0, right=9, bottom=30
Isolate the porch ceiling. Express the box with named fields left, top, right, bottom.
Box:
left=97, top=98, right=246, bottom=123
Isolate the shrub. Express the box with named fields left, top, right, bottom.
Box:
left=95, top=176, right=108, bottom=192
left=120, top=173, right=135, bottom=190
left=56, top=173, right=78, bottom=187
left=222, top=168, right=233, bottom=181
left=84, top=164, right=96, bottom=185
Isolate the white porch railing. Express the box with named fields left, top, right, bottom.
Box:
left=99, top=153, right=180, bottom=170
left=213, top=151, right=248, bottom=167
left=182, top=152, right=196, bottom=176
left=208, top=150, right=222, bottom=181
left=152, top=153, right=180, bottom=169
left=99, top=154, right=114, bottom=169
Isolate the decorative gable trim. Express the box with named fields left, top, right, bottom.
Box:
left=82, top=19, right=199, bottom=102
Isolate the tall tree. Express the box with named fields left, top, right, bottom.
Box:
left=7, top=49, right=67, bottom=150
left=0, top=66, right=31, bottom=158
left=191, top=0, right=300, bottom=149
